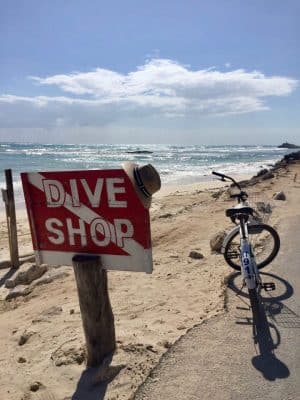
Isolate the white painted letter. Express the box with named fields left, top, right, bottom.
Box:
left=81, top=178, right=104, bottom=207
left=106, top=178, right=127, bottom=208
left=70, top=179, right=80, bottom=206
left=43, top=180, right=65, bottom=207
left=114, top=219, right=134, bottom=248
left=45, top=218, right=64, bottom=244
left=90, top=218, right=111, bottom=247
left=66, top=218, right=87, bottom=246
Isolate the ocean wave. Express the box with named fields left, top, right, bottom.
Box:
left=0, top=143, right=291, bottom=207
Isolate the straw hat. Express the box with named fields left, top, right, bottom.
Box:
left=122, top=162, right=161, bottom=209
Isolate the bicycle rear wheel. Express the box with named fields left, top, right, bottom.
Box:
left=224, top=223, right=280, bottom=271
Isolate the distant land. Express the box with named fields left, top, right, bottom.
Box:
left=126, top=150, right=153, bottom=154
left=278, top=142, right=300, bottom=149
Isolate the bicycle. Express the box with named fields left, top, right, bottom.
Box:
left=212, top=171, right=280, bottom=322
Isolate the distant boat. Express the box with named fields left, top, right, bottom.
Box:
left=278, top=142, right=300, bottom=149
left=126, top=150, right=153, bottom=154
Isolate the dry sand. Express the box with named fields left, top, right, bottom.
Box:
left=0, top=162, right=299, bottom=400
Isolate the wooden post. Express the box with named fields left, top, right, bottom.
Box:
left=72, top=255, right=116, bottom=367
left=4, top=169, right=19, bottom=268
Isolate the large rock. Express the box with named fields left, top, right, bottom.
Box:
left=5, top=263, right=47, bottom=289
left=210, top=230, right=227, bottom=252
left=256, top=201, right=272, bottom=214
left=278, top=142, right=300, bottom=149
left=273, top=191, right=286, bottom=201
left=283, top=151, right=300, bottom=162
left=18, top=329, right=36, bottom=346
left=189, top=250, right=204, bottom=259
left=5, top=285, right=32, bottom=300
left=261, top=171, right=275, bottom=180
left=29, top=267, right=71, bottom=288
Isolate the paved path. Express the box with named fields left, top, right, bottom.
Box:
left=134, top=216, right=300, bottom=400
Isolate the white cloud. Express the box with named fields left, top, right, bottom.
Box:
left=0, top=58, right=298, bottom=129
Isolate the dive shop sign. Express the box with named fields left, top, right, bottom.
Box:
left=21, top=169, right=152, bottom=273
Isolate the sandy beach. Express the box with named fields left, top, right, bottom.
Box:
left=0, top=158, right=299, bottom=400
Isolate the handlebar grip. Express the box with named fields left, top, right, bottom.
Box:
left=212, top=171, right=224, bottom=176
left=212, top=171, right=225, bottom=178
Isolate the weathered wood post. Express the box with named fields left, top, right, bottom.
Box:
left=3, top=169, right=19, bottom=268
left=72, top=255, right=116, bottom=367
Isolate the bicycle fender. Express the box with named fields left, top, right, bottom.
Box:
left=221, top=223, right=264, bottom=254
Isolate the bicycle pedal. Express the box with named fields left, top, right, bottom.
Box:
left=262, top=282, right=276, bottom=291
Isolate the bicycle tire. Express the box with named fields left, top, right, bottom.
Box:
left=248, top=288, right=261, bottom=323
left=224, top=223, right=280, bottom=271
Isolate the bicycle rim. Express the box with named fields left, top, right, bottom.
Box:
left=224, top=223, right=280, bottom=271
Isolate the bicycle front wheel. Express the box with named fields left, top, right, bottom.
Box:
left=224, top=223, right=280, bottom=271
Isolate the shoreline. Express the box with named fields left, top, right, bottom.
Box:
left=0, top=147, right=289, bottom=212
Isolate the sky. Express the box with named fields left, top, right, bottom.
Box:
left=0, top=0, right=299, bottom=145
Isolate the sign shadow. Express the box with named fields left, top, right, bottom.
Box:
left=0, top=267, right=17, bottom=288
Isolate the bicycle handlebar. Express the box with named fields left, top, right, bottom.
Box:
left=212, top=171, right=242, bottom=191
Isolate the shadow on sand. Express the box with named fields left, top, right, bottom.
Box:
left=71, top=363, right=125, bottom=400
left=0, top=267, right=17, bottom=288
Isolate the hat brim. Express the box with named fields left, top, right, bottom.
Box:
left=122, top=162, right=152, bottom=209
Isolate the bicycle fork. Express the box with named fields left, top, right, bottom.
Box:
left=239, top=220, right=259, bottom=290
left=239, top=223, right=275, bottom=293
left=240, top=239, right=259, bottom=289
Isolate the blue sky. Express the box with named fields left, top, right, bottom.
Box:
left=0, top=0, right=299, bottom=144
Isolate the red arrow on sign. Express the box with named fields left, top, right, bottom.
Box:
left=21, top=169, right=153, bottom=273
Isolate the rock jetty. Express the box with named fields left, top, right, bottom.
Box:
left=278, top=142, right=300, bottom=149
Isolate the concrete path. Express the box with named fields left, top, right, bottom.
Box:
left=134, top=216, right=300, bottom=400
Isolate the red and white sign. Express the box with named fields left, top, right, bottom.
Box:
left=21, top=169, right=152, bottom=273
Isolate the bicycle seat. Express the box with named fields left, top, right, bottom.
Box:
left=226, top=206, right=254, bottom=218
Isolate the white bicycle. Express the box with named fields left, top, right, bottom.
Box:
left=212, top=171, right=280, bottom=322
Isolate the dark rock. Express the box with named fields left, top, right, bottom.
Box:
left=256, top=202, right=272, bottom=214
left=278, top=142, right=300, bottom=149
left=273, top=191, right=286, bottom=200
left=18, top=330, right=35, bottom=346
left=256, top=168, right=269, bottom=177
left=189, top=250, right=204, bottom=259
left=158, top=213, right=173, bottom=219
left=159, top=340, right=172, bottom=349
left=29, top=267, right=70, bottom=288
left=5, top=263, right=47, bottom=289
left=29, top=381, right=43, bottom=392
left=283, top=151, right=300, bottom=162
left=210, top=231, right=227, bottom=252
left=211, top=190, right=223, bottom=199
left=261, top=171, right=275, bottom=180
left=5, top=285, right=32, bottom=300
left=18, top=357, right=27, bottom=363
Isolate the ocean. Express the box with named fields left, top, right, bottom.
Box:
left=0, top=142, right=291, bottom=208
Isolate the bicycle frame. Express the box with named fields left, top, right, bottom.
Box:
left=239, top=217, right=260, bottom=290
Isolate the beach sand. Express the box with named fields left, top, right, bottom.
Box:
left=0, top=161, right=299, bottom=400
